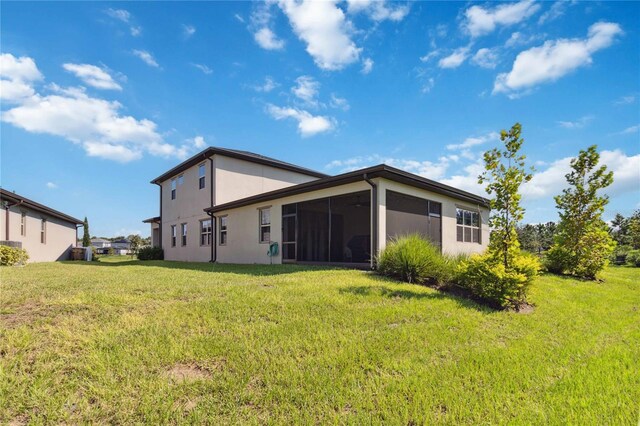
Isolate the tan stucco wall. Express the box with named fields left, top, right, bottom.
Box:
left=1, top=206, right=77, bottom=262
left=159, top=154, right=320, bottom=262
left=213, top=178, right=489, bottom=265
left=377, top=180, right=490, bottom=256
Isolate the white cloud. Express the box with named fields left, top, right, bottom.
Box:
left=618, top=125, right=639, bottom=135
left=46, top=182, right=58, bottom=189
left=471, top=48, right=499, bottom=69
left=292, top=75, right=319, bottom=105
left=522, top=150, right=640, bottom=199
left=441, top=159, right=487, bottom=196
left=421, top=77, right=435, bottom=94
left=62, top=63, right=122, bottom=90
left=191, top=63, right=213, bottom=75
left=420, top=49, right=440, bottom=63
left=266, top=104, right=334, bottom=137
left=183, top=24, right=196, bottom=38
left=254, top=27, right=285, bottom=50
left=438, top=47, right=470, bottom=69
left=446, top=131, right=499, bottom=150
left=251, top=76, right=278, bottom=93
left=330, top=94, right=350, bottom=111
left=132, top=50, right=160, bottom=68
left=361, top=57, right=374, bottom=74
left=346, top=0, right=410, bottom=22
left=192, top=136, right=207, bottom=149
left=557, top=115, right=594, bottom=129
left=614, top=95, right=636, bottom=105
left=0, top=53, right=43, bottom=103
left=234, top=14, right=245, bottom=23
left=278, top=0, right=361, bottom=71
left=538, top=0, right=576, bottom=25
left=105, top=8, right=141, bottom=36
left=1, top=54, right=195, bottom=163
left=464, top=0, right=540, bottom=38
left=494, top=22, right=623, bottom=96
left=326, top=154, right=456, bottom=181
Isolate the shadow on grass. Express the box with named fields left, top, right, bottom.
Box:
left=340, top=280, right=498, bottom=314
left=61, top=258, right=350, bottom=276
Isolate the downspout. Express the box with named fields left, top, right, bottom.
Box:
left=4, top=200, right=23, bottom=241
left=208, top=157, right=216, bottom=263
left=154, top=182, right=163, bottom=250
left=363, top=174, right=378, bottom=270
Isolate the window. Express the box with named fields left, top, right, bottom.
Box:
left=456, top=208, right=480, bottom=243
left=219, top=216, right=228, bottom=245
left=171, top=225, right=177, bottom=247
left=200, top=219, right=212, bottom=246
left=178, top=174, right=184, bottom=185
left=198, top=164, right=206, bottom=189
left=181, top=223, right=187, bottom=246
left=171, top=178, right=177, bottom=200
left=259, top=208, right=271, bottom=243
left=20, top=212, right=26, bottom=236
left=40, top=219, right=46, bottom=244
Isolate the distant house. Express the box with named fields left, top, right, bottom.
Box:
left=111, top=239, right=131, bottom=255
left=90, top=238, right=111, bottom=254
left=1, top=189, right=83, bottom=262
left=145, top=147, right=489, bottom=267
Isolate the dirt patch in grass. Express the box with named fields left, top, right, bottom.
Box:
left=164, top=363, right=217, bottom=382
left=0, top=302, right=90, bottom=328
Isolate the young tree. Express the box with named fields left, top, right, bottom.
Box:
left=82, top=217, right=91, bottom=247
left=479, top=122, right=533, bottom=267
left=129, top=235, right=143, bottom=257
left=546, top=145, right=615, bottom=279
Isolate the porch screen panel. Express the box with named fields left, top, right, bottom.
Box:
left=329, top=191, right=371, bottom=263
left=297, top=198, right=330, bottom=262
left=386, top=190, right=442, bottom=247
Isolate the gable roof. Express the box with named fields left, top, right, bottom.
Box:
left=0, top=188, right=83, bottom=225
left=205, top=164, right=489, bottom=214
left=150, top=146, right=328, bottom=184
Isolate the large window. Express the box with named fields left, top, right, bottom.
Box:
left=40, top=219, right=46, bottom=244
left=219, top=216, right=228, bottom=246
left=200, top=219, right=212, bottom=246
left=456, top=208, right=480, bottom=243
left=282, top=191, right=371, bottom=264
left=181, top=223, right=187, bottom=246
left=171, top=178, right=177, bottom=200
left=259, top=208, right=271, bottom=243
left=20, top=212, right=26, bottom=236
left=386, top=191, right=441, bottom=247
left=171, top=225, right=177, bottom=247
left=198, top=164, right=206, bottom=189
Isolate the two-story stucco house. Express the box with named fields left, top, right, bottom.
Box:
left=146, top=147, right=490, bottom=268
left=1, top=189, right=83, bottom=262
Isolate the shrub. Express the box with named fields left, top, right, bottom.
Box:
left=138, top=246, right=164, bottom=261
left=626, top=250, right=640, bottom=267
left=457, top=250, right=541, bottom=309
left=377, top=235, right=455, bottom=285
left=0, top=245, right=29, bottom=266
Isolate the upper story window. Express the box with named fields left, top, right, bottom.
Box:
left=171, top=178, right=177, bottom=200
left=198, top=164, right=206, bottom=190
left=456, top=208, right=480, bottom=244
left=259, top=208, right=271, bottom=243
left=171, top=225, right=177, bottom=247
left=40, top=219, right=46, bottom=244
left=219, top=216, right=228, bottom=246
left=181, top=223, right=188, bottom=246
left=20, top=212, right=26, bottom=236
left=200, top=219, right=212, bottom=246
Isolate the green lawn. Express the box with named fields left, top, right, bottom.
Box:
left=1, top=259, right=638, bottom=424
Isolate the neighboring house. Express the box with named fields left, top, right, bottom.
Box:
left=145, top=147, right=490, bottom=267
left=0, top=189, right=83, bottom=262
left=90, top=238, right=111, bottom=254
left=111, top=239, right=131, bottom=254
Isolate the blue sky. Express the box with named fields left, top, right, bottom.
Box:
left=1, top=1, right=638, bottom=237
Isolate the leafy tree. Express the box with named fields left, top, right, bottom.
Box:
left=129, top=235, right=143, bottom=257
left=546, top=145, right=615, bottom=279
left=610, top=210, right=640, bottom=249
left=517, top=222, right=557, bottom=254
left=82, top=217, right=91, bottom=247
left=479, top=122, right=533, bottom=267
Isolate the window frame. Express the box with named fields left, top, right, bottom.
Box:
left=170, top=178, right=177, bottom=200
left=181, top=223, right=187, bottom=246
left=456, top=207, right=481, bottom=244
left=170, top=225, right=177, bottom=247
left=219, top=215, right=228, bottom=246
left=198, top=163, right=206, bottom=190
left=200, top=218, right=212, bottom=246
left=258, top=207, right=271, bottom=244
left=20, top=212, right=27, bottom=236
left=40, top=218, right=46, bottom=244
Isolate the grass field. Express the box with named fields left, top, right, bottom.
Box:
left=1, top=258, right=639, bottom=424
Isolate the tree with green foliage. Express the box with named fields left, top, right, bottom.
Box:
left=129, top=235, right=143, bottom=257
left=479, top=122, right=533, bottom=267
left=546, top=145, right=615, bottom=279
left=458, top=123, right=541, bottom=309
left=517, top=222, right=557, bottom=254
left=82, top=217, right=91, bottom=247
